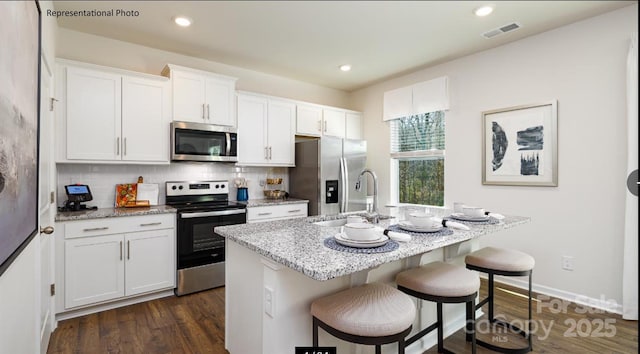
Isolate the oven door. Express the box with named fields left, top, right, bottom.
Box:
left=177, top=208, right=246, bottom=269
left=171, top=121, right=238, bottom=162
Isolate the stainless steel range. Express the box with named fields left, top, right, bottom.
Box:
left=166, top=180, right=246, bottom=296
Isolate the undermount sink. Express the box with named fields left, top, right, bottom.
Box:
left=313, top=219, right=348, bottom=227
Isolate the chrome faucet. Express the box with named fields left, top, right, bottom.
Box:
left=355, top=168, right=379, bottom=222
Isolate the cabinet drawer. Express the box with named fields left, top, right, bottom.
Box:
left=65, top=214, right=176, bottom=239
left=247, top=203, right=308, bottom=222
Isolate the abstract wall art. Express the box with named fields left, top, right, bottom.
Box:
left=0, top=0, right=41, bottom=276
left=482, top=101, right=558, bottom=186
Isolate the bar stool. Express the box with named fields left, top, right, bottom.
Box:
left=395, top=261, right=480, bottom=354
left=465, top=247, right=535, bottom=354
left=310, top=282, right=415, bottom=354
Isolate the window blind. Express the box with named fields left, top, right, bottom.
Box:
left=390, top=111, right=445, bottom=159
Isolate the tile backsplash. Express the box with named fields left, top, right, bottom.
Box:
left=56, top=163, right=288, bottom=208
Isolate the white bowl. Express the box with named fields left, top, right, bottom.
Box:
left=462, top=206, right=485, bottom=218
left=343, top=222, right=378, bottom=241
left=407, top=212, right=440, bottom=228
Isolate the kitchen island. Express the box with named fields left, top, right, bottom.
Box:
left=216, top=213, right=530, bottom=354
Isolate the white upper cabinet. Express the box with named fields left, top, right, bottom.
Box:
left=295, top=104, right=323, bottom=137
left=58, top=61, right=170, bottom=164
left=345, top=112, right=363, bottom=140
left=66, top=67, right=122, bottom=161
left=121, top=76, right=170, bottom=162
left=295, top=103, right=363, bottom=140
left=237, top=92, right=295, bottom=166
left=322, top=108, right=346, bottom=138
left=163, top=64, right=237, bottom=126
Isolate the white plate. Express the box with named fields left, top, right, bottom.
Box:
left=334, top=233, right=389, bottom=248
left=450, top=213, right=490, bottom=222
left=397, top=220, right=443, bottom=233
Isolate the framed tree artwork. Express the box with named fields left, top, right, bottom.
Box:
left=482, top=101, right=558, bottom=186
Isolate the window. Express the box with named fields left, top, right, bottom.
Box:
left=390, top=111, right=445, bottom=206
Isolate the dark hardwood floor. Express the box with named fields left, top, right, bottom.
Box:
left=48, top=280, right=638, bottom=354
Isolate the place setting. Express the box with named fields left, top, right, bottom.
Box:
left=445, top=203, right=504, bottom=225
left=386, top=211, right=456, bottom=238
left=324, top=218, right=399, bottom=254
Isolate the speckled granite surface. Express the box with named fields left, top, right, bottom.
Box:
left=55, top=205, right=176, bottom=222
left=240, top=198, right=309, bottom=207
left=216, top=214, right=530, bottom=281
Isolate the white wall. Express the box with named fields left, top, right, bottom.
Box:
left=350, top=5, right=638, bottom=307
left=56, top=28, right=351, bottom=109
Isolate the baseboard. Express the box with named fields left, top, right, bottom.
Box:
left=490, top=275, right=623, bottom=315
left=55, top=289, right=175, bottom=321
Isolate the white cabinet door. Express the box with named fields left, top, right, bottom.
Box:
left=345, top=112, right=363, bottom=140
left=237, top=94, right=268, bottom=164
left=124, top=229, right=175, bottom=296
left=323, top=108, right=346, bottom=138
left=66, top=67, right=121, bottom=160
left=296, top=104, right=322, bottom=136
left=122, top=76, right=170, bottom=162
left=172, top=70, right=207, bottom=123
left=267, top=99, right=295, bottom=165
left=205, top=77, right=235, bottom=126
left=65, top=234, right=124, bottom=309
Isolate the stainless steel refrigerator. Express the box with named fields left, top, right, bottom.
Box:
left=289, top=136, right=367, bottom=216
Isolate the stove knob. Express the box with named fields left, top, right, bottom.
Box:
left=171, top=186, right=177, bottom=190
left=215, top=184, right=219, bottom=189
left=178, top=185, right=184, bottom=190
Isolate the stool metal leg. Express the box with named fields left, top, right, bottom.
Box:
left=527, top=271, right=533, bottom=350
left=488, top=273, right=495, bottom=321
left=313, top=317, right=319, bottom=347
left=375, top=345, right=381, bottom=354
left=437, top=302, right=444, bottom=353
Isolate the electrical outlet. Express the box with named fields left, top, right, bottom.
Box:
left=562, top=256, right=574, bottom=271
left=264, top=287, right=275, bottom=317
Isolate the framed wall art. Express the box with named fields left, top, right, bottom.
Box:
left=482, top=100, right=558, bottom=186
left=0, top=0, right=41, bottom=276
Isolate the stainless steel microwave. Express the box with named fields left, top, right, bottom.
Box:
left=171, top=121, right=238, bottom=162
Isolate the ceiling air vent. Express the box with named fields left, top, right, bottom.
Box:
left=482, top=22, right=521, bottom=39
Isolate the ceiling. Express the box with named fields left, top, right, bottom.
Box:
left=52, top=1, right=634, bottom=92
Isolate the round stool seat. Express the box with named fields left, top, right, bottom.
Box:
left=465, top=247, right=535, bottom=272
left=310, top=283, right=415, bottom=337
left=396, top=261, right=480, bottom=297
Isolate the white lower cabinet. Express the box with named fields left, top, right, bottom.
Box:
left=65, top=234, right=125, bottom=308
left=246, top=203, right=308, bottom=223
left=61, top=214, right=176, bottom=310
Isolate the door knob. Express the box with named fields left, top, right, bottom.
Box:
left=40, top=226, right=54, bottom=234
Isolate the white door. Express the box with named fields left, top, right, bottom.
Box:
left=65, top=234, right=125, bottom=308
left=66, top=67, right=122, bottom=160
left=121, top=76, right=170, bottom=162
left=267, top=99, right=295, bottom=165
left=296, top=104, right=322, bottom=137
left=345, top=112, right=363, bottom=140
left=39, top=56, right=56, bottom=354
left=172, top=70, right=206, bottom=123
left=237, top=94, right=268, bottom=165
left=323, top=108, right=346, bottom=138
left=205, top=77, right=234, bottom=126
left=124, top=229, right=175, bottom=296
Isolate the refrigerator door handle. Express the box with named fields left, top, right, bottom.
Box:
left=340, top=157, right=348, bottom=213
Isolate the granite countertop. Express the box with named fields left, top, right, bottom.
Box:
left=215, top=213, right=530, bottom=281
left=240, top=198, right=309, bottom=207
left=55, top=205, right=177, bottom=222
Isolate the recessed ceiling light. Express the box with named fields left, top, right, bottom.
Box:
left=339, top=64, right=352, bottom=72
left=474, top=5, right=494, bottom=17
left=174, top=16, right=192, bottom=27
